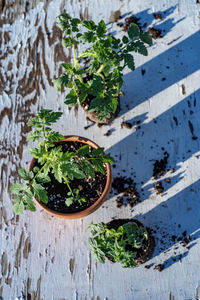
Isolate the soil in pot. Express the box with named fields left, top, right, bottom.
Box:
left=34, top=141, right=107, bottom=214
left=106, top=218, right=155, bottom=266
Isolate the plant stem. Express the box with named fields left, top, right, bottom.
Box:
left=96, top=64, right=104, bottom=74
left=42, top=121, right=48, bottom=152
left=62, top=175, right=74, bottom=196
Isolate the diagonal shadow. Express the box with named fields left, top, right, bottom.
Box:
left=119, top=30, right=200, bottom=116
left=108, top=89, right=200, bottom=201
left=134, top=180, right=200, bottom=267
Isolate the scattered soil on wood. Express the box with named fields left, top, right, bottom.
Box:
left=154, top=263, right=164, bottom=272
left=112, top=176, right=141, bottom=208
left=153, top=13, right=163, bottom=20
left=153, top=152, right=169, bottom=179
left=148, top=27, right=162, bottom=39
left=181, top=84, right=186, bottom=95
left=106, top=219, right=155, bottom=266
left=121, top=121, right=132, bottom=129
left=154, top=181, right=164, bottom=194
left=120, top=15, right=142, bottom=31
left=34, top=141, right=106, bottom=213
left=104, top=130, right=112, bottom=136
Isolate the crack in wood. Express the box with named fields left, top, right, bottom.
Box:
left=1, top=252, right=8, bottom=276
left=69, top=257, right=75, bottom=276
left=15, top=230, right=24, bottom=271
left=23, top=236, right=31, bottom=259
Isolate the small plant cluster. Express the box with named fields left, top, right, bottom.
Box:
left=53, top=14, right=152, bottom=121
left=10, top=109, right=114, bottom=214
left=88, top=221, right=148, bottom=268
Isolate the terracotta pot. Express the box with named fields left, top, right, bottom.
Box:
left=29, top=136, right=112, bottom=219
left=106, top=219, right=155, bottom=266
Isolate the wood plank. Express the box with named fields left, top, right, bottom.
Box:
left=0, top=0, right=200, bottom=299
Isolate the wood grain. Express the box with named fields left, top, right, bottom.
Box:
left=0, top=0, right=200, bottom=299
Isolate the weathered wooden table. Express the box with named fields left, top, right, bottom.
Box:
left=1, top=0, right=200, bottom=299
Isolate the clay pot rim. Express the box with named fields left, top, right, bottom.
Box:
left=28, top=135, right=112, bottom=219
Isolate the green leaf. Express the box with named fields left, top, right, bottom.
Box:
left=52, top=164, right=63, bottom=183
left=47, top=131, right=65, bottom=142
left=122, top=36, right=129, bottom=44
left=62, top=38, right=73, bottom=48
left=65, top=197, right=74, bottom=207
left=27, top=116, right=41, bottom=128
left=10, top=182, right=26, bottom=195
left=58, top=13, right=71, bottom=21
left=24, top=190, right=36, bottom=212
left=139, top=32, right=152, bottom=45
left=52, top=74, right=68, bottom=91
left=32, top=183, right=48, bottom=204
left=89, top=222, right=106, bottom=235
left=13, top=200, right=24, bottom=215
left=76, top=145, right=90, bottom=157
left=128, top=23, right=140, bottom=39
left=38, top=109, right=63, bottom=124
left=61, top=162, right=85, bottom=180
left=82, top=20, right=96, bottom=31
left=36, top=173, right=51, bottom=183
left=18, top=168, right=34, bottom=180
left=65, top=90, right=77, bottom=106
left=27, top=130, right=41, bottom=142
left=92, top=159, right=105, bottom=175
left=137, top=43, right=148, bottom=56
left=96, top=20, right=106, bottom=37
left=124, top=54, right=135, bottom=71
left=61, top=63, right=73, bottom=73
left=81, top=161, right=95, bottom=178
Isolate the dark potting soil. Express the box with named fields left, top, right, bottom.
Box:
left=148, top=27, right=162, bottom=39
left=35, top=141, right=107, bottom=213
left=106, top=219, right=155, bottom=266
left=112, top=176, right=141, bottom=208
left=153, top=151, right=169, bottom=179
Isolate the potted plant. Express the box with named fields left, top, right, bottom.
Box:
left=10, top=109, right=114, bottom=219
left=52, top=14, right=152, bottom=124
left=88, top=219, right=155, bottom=267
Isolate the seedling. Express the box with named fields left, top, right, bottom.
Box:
left=88, top=221, right=148, bottom=268
left=10, top=109, right=114, bottom=214
left=53, top=14, right=152, bottom=122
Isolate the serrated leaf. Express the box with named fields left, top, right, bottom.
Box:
left=13, top=200, right=24, bottom=215
left=139, top=32, right=152, bottom=45
left=62, top=38, right=73, bottom=48
left=61, top=162, right=85, bottom=180
left=24, top=190, right=36, bottom=212
left=92, top=159, right=105, bottom=175
left=36, top=173, right=51, bottom=183
left=52, top=74, right=68, bottom=91
left=65, top=90, right=77, bottom=106
left=52, top=164, right=63, bottom=183
left=82, top=20, right=96, bottom=31
left=76, top=145, right=90, bottom=157
left=128, top=23, right=140, bottom=39
left=65, top=197, right=74, bottom=207
left=122, top=36, right=129, bottom=44
left=32, top=183, right=48, bottom=204
left=124, top=54, right=135, bottom=71
left=96, top=20, right=106, bottom=37
left=10, top=182, right=26, bottom=195
left=81, top=161, right=95, bottom=178
left=18, top=168, right=34, bottom=180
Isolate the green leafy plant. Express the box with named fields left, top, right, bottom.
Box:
left=53, top=14, right=152, bottom=122
left=10, top=109, right=114, bottom=214
left=88, top=221, right=148, bottom=268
